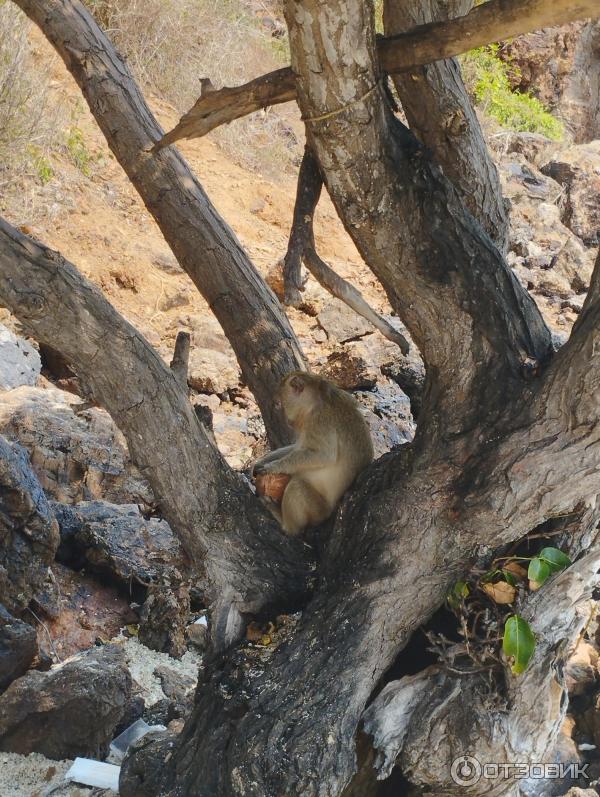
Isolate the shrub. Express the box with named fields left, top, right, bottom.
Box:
left=461, top=44, right=564, bottom=140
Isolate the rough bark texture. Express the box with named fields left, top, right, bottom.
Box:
left=116, top=4, right=600, bottom=796
left=0, top=218, right=312, bottom=648
left=363, top=546, right=600, bottom=794
left=13, top=0, right=305, bottom=448
left=384, top=0, right=510, bottom=253
left=155, top=0, right=600, bottom=148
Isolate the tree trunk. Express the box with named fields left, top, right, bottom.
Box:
left=8, top=1, right=600, bottom=795
left=13, top=0, right=305, bottom=447
left=117, top=3, right=600, bottom=795
left=0, top=217, right=312, bottom=650
left=384, top=0, right=510, bottom=253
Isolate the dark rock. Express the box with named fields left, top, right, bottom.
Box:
left=0, top=434, right=59, bottom=614
left=52, top=500, right=185, bottom=586
left=153, top=666, right=195, bottom=704
left=319, top=348, right=378, bottom=391
left=119, top=729, right=176, bottom=797
left=0, top=644, right=131, bottom=759
left=503, top=132, right=555, bottom=164
left=186, top=620, right=210, bottom=652
left=138, top=571, right=190, bottom=659
left=0, top=605, right=37, bottom=691
left=355, top=381, right=415, bottom=457
left=114, top=694, right=146, bottom=737
left=143, top=697, right=189, bottom=726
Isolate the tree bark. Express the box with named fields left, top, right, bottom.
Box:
left=0, top=218, right=312, bottom=649
left=154, top=0, right=600, bottom=148
left=116, top=2, right=600, bottom=795
left=384, top=0, right=510, bottom=253
left=13, top=0, right=305, bottom=447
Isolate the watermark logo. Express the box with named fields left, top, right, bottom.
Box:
left=450, top=757, right=589, bottom=786
left=451, top=756, right=482, bottom=786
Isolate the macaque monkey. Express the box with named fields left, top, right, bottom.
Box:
left=253, top=371, right=374, bottom=536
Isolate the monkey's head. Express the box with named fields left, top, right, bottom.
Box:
left=278, top=371, right=325, bottom=427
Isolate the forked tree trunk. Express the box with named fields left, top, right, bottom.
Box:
left=5, top=0, right=600, bottom=795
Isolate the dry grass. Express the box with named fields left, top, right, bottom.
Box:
left=84, top=0, right=302, bottom=174
left=0, top=4, right=64, bottom=194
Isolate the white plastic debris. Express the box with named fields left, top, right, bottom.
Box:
left=578, top=742, right=596, bottom=751
left=109, top=719, right=167, bottom=763
left=65, top=758, right=120, bottom=791
left=194, top=615, right=208, bottom=626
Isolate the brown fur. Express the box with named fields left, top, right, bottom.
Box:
left=253, top=371, right=374, bottom=536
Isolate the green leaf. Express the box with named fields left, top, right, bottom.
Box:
left=503, top=615, right=536, bottom=675
left=501, top=570, right=517, bottom=587
left=528, top=557, right=551, bottom=586
left=539, top=547, right=571, bottom=574
left=448, top=580, right=469, bottom=608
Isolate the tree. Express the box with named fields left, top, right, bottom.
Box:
left=2, top=0, right=600, bottom=795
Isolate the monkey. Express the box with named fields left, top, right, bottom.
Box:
left=252, top=371, right=374, bottom=536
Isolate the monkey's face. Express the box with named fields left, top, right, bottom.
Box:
left=279, top=372, right=317, bottom=425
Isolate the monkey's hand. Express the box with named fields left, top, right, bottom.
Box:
left=253, top=459, right=280, bottom=476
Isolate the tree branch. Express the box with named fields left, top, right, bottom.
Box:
left=284, top=146, right=411, bottom=353
left=0, top=218, right=312, bottom=647
left=14, top=0, right=305, bottom=448
left=384, top=0, right=510, bottom=253
left=169, top=331, right=190, bottom=392
left=154, top=0, right=600, bottom=148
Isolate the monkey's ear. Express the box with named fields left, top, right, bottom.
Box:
left=289, top=375, right=305, bottom=394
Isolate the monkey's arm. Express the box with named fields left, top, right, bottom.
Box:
left=253, top=445, right=296, bottom=475
left=258, top=437, right=337, bottom=475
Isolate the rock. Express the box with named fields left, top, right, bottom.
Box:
left=317, top=301, right=373, bottom=343
left=562, top=296, right=586, bottom=314
left=501, top=158, right=562, bottom=204
left=152, top=251, right=181, bottom=274
left=138, top=571, right=190, bottom=659
left=0, top=645, right=131, bottom=759
left=187, top=347, right=240, bottom=395
left=354, top=380, right=414, bottom=457
left=541, top=141, right=600, bottom=246
left=319, top=347, right=378, bottom=390
left=0, top=435, right=59, bottom=614
left=503, top=132, right=555, bottom=164
left=153, top=666, right=195, bottom=704
left=507, top=196, right=596, bottom=297
left=0, top=325, right=41, bottom=391
left=38, top=561, right=138, bottom=660
left=52, top=501, right=185, bottom=587
left=186, top=620, right=210, bottom=652
left=0, top=605, right=37, bottom=692
left=552, top=236, right=595, bottom=294
left=0, top=386, right=152, bottom=506
left=265, top=258, right=286, bottom=301
left=565, top=641, right=599, bottom=696
left=501, top=21, right=600, bottom=143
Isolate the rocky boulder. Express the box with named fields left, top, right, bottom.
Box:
left=0, top=324, right=41, bottom=391
left=0, top=605, right=37, bottom=691
left=0, top=434, right=59, bottom=614
left=541, top=141, right=600, bottom=246
left=0, top=385, right=152, bottom=506
left=0, top=644, right=131, bottom=759
left=52, top=501, right=185, bottom=586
